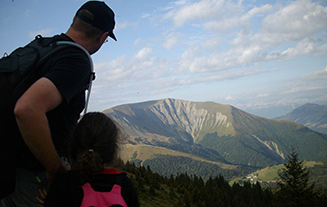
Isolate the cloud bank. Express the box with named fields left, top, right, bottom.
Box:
left=89, top=0, right=327, bottom=113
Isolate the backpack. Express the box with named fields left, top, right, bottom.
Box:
left=0, top=35, right=94, bottom=114
left=80, top=171, right=128, bottom=207
left=0, top=35, right=94, bottom=199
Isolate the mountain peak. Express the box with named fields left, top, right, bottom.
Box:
left=144, top=98, right=234, bottom=142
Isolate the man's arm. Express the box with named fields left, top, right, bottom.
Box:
left=14, top=77, right=67, bottom=181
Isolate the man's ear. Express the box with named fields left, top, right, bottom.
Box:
left=99, top=32, right=109, bottom=43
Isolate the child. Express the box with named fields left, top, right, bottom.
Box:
left=43, top=112, right=139, bottom=207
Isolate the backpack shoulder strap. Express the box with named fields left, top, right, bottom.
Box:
left=55, top=41, right=94, bottom=115
left=34, top=37, right=95, bottom=115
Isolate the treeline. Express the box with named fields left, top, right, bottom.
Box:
left=141, top=155, right=254, bottom=180
left=310, top=161, right=327, bottom=189
left=113, top=151, right=327, bottom=207
left=199, top=134, right=284, bottom=167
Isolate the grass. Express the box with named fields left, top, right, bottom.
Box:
left=119, top=144, right=238, bottom=170
left=257, top=161, right=323, bottom=181
left=138, top=184, right=184, bottom=207
left=257, top=165, right=284, bottom=181
left=229, top=161, right=325, bottom=185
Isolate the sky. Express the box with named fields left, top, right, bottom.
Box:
left=1, top=0, right=327, bottom=118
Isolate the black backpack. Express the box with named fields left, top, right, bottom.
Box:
left=0, top=35, right=94, bottom=199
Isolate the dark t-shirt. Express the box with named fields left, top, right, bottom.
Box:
left=16, top=34, right=91, bottom=170
left=44, top=168, right=140, bottom=207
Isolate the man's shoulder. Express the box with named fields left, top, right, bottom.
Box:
left=40, top=34, right=85, bottom=55
left=44, top=35, right=89, bottom=63
left=48, top=33, right=74, bottom=42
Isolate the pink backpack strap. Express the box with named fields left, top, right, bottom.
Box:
left=101, top=168, right=125, bottom=175
left=80, top=182, right=128, bottom=207
left=80, top=183, right=97, bottom=206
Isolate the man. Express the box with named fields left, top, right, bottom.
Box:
left=1, top=1, right=117, bottom=206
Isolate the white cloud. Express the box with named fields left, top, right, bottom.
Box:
left=262, top=0, right=327, bottom=41
left=225, top=96, right=236, bottom=101
left=283, top=85, right=327, bottom=94
left=163, top=32, right=182, bottom=50
left=279, top=40, right=314, bottom=60
left=134, top=38, right=145, bottom=45
left=163, top=37, right=178, bottom=50
left=205, top=3, right=273, bottom=32
left=204, top=17, right=240, bottom=32
left=257, top=93, right=269, bottom=98
left=24, top=10, right=31, bottom=18
left=164, top=0, right=227, bottom=27
left=230, top=0, right=327, bottom=65
left=178, top=69, right=267, bottom=85
left=241, top=4, right=272, bottom=22
left=280, top=69, right=327, bottom=95
left=115, top=21, right=130, bottom=30
left=135, top=47, right=153, bottom=59
left=162, top=0, right=325, bottom=74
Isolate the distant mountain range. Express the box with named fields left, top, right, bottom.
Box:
left=104, top=99, right=327, bottom=179
left=275, top=103, right=327, bottom=135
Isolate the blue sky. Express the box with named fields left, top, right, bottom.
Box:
left=1, top=0, right=327, bottom=118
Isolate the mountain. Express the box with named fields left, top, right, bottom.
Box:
left=275, top=103, right=327, bottom=135
left=104, top=98, right=327, bottom=178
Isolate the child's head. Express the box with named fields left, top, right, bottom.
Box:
left=70, top=112, right=119, bottom=180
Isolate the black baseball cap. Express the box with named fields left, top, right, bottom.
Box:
left=76, top=1, right=117, bottom=41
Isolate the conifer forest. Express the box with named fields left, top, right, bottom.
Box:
left=114, top=149, right=327, bottom=207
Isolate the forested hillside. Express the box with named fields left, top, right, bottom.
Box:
left=113, top=157, right=327, bottom=207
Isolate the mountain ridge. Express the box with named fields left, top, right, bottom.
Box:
left=105, top=98, right=235, bottom=142
left=275, top=103, right=327, bottom=135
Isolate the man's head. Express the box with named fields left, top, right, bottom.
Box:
left=68, top=1, right=116, bottom=54
left=75, top=1, right=116, bottom=41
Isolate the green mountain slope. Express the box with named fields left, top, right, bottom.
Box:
left=276, top=103, right=327, bottom=135
left=200, top=106, right=327, bottom=166
left=231, top=161, right=327, bottom=190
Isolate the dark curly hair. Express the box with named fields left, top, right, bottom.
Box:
left=70, top=112, right=119, bottom=183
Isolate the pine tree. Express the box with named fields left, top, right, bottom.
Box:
left=149, top=185, right=156, bottom=196
left=169, top=185, right=176, bottom=199
left=277, top=148, right=316, bottom=207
